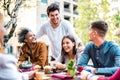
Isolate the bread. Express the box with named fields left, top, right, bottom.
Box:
left=34, top=65, right=41, bottom=72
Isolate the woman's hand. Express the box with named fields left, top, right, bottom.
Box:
left=17, top=61, right=22, bottom=70
left=53, top=62, right=66, bottom=69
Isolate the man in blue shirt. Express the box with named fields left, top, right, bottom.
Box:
left=78, top=20, right=120, bottom=75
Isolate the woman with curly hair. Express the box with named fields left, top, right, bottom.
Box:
left=17, top=27, right=48, bottom=69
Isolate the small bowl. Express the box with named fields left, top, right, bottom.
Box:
left=20, top=64, right=32, bottom=69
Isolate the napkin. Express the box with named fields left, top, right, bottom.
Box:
left=51, top=73, right=73, bottom=79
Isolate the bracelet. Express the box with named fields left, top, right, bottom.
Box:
left=86, top=69, right=91, bottom=72
left=87, top=74, right=96, bottom=80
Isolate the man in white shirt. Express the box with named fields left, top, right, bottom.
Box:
left=36, top=3, right=84, bottom=61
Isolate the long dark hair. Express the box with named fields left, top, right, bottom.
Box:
left=61, top=35, right=76, bottom=64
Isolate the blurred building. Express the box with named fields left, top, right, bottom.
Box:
left=4, top=0, right=79, bottom=56
left=3, top=0, right=120, bottom=56
left=109, top=0, right=120, bottom=15
left=90, top=0, right=120, bottom=16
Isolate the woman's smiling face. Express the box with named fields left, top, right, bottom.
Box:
left=62, top=38, right=75, bottom=53
left=24, top=32, right=36, bottom=43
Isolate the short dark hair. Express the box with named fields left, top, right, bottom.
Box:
left=91, top=20, right=108, bottom=37
left=47, top=3, right=59, bottom=16
left=18, top=28, right=31, bottom=43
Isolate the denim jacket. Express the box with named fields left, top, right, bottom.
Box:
left=78, top=41, right=120, bottom=74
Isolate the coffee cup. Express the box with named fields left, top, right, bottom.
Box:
left=44, top=65, right=51, bottom=74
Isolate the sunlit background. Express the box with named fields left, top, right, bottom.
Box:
left=0, top=0, right=120, bottom=57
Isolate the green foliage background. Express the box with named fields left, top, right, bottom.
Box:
left=74, top=0, right=120, bottom=46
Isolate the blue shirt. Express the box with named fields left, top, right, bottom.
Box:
left=78, top=41, right=120, bottom=74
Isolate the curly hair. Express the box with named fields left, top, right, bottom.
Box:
left=18, top=28, right=31, bottom=43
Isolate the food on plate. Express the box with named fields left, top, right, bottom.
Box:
left=34, top=65, right=41, bottom=72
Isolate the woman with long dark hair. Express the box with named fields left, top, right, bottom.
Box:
left=53, top=35, right=81, bottom=69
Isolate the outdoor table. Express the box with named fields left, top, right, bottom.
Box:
left=34, top=69, right=76, bottom=80
left=34, top=71, right=105, bottom=80
left=24, top=66, right=105, bottom=80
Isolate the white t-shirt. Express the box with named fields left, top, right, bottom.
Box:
left=0, top=54, right=29, bottom=80
left=36, top=19, right=82, bottom=59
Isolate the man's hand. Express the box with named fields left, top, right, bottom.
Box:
left=80, top=70, right=90, bottom=80
left=85, top=66, right=97, bottom=74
